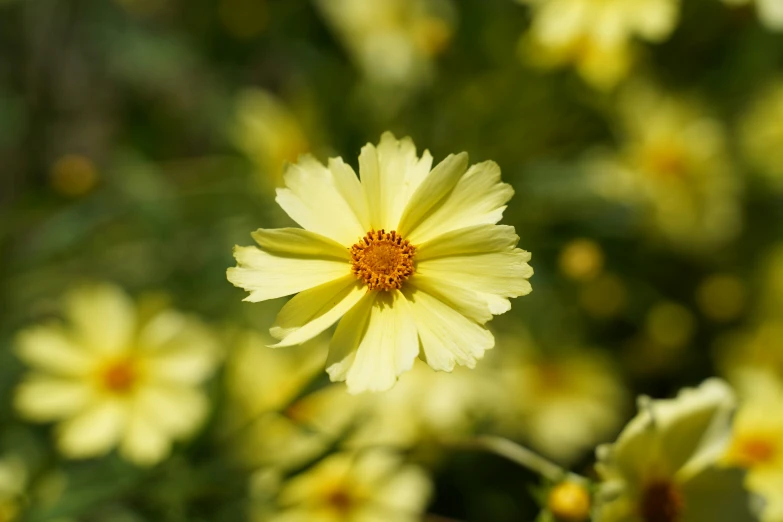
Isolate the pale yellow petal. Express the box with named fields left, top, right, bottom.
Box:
left=407, top=274, right=492, bottom=324
left=327, top=291, right=419, bottom=394
left=131, top=384, right=207, bottom=438
left=373, top=465, right=433, bottom=515
left=329, top=157, right=371, bottom=232
left=143, top=343, right=219, bottom=385
left=270, top=275, right=367, bottom=347
left=397, top=152, right=469, bottom=237
left=406, top=161, right=514, bottom=244
left=119, top=412, right=171, bottom=466
left=250, top=228, right=350, bottom=260
left=416, top=250, right=533, bottom=313
left=404, top=289, right=494, bottom=372
left=276, top=155, right=366, bottom=245
left=15, top=376, right=95, bottom=421
left=359, top=132, right=433, bottom=230
left=64, top=283, right=136, bottom=356
left=56, top=399, right=127, bottom=458
left=325, top=293, right=376, bottom=386
left=679, top=467, right=756, bottom=522
left=415, top=224, right=520, bottom=261
left=15, top=325, right=94, bottom=376
left=227, top=245, right=350, bottom=301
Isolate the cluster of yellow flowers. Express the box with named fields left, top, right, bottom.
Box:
left=9, top=130, right=779, bottom=521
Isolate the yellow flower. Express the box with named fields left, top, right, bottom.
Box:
left=14, top=284, right=221, bottom=466
left=517, top=0, right=679, bottom=89
left=314, top=0, right=455, bottom=89
left=721, top=0, right=783, bottom=31
left=232, top=89, right=310, bottom=187
left=0, top=456, right=26, bottom=521
left=263, top=450, right=432, bottom=522
left=222, top=330, right=363, bottom=470
left=589, top=83, right=741, bottom=252
left=227, top=132, right=533, bottom=394
left=496, top=335, right=628, bottom=465
left=740, top=81, right=783, bottom=190
left=723, top=370, right=783, bottom=522
left=347, top=358, right=502, bottom=449
left=595, top=379, right=755, bottom=522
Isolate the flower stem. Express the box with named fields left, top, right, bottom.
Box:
left=452, top=435, right=589, bottom=485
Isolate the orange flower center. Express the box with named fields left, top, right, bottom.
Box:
left=640, top=480, right=683, bottom=522
left=350, top=229, right=416, bottom=291
left=731, top=436, right=778, bottom=468
left=100, top=358, right=138, bottom=394
left=325, top=488, right=355, bottom=515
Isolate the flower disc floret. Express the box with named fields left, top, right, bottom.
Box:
left=351, top=229, right=416, bottom=291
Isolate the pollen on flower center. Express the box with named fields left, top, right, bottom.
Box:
left=640, top=480, right=683, bottom=522
left=350, top=229, right=416, bottom=291
left=100, top=358, right=138, bottom=394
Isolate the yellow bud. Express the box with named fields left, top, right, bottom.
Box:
left=547, top=481, right=591, bottom=522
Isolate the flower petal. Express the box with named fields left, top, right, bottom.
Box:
left=397, top=152, right=469, bottom=237
left=64, top=284, right=136, bottom=356
left=407, top=274, right=492, bottom=324
left=15, top=324, right=94, bottom=376
left=119, top=411, right=171, bottom=466
left=270, top=275, right=367, bottom=347
left=403, top=288, right=494, bottom=372
left=227, top=245, right=350, bottom=302
left=138, top=311, right=220, bottom=384
left=406, top=160, right=514, bottom=244
left=415, top=224, right=520, bottom=261
left=359, top=132, right=433, bottom=230
left=329, top=157, right=371, bottom=232
left=326, top=291, right=419, bottom=394
left=56, top=399, right=126, bottom=458
left=250, top=228, right=350, bottom=260
left=680, top=467, right=756, bottom=522
left=276, top=154, right=366, bottom=245
left=132, top=384, right=208, bottom=438
left=15, top=376, right=95, bottom=421
left=415, top=250, right=533, bottom=313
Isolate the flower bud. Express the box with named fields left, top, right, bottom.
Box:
left=547, top=481, right=591, bottom=522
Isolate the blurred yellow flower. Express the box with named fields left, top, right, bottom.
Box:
left=595, top=379, right=755, bottom=522
left=517, top=0, right=679, bottom=89
left=232, top=89, right=311, bottom=187
left=227, top=132, right=533, bottom=394
left=347, top=358, right=502, bottom=449
left=589, top=83, right=741, bottom=252
left=723, top=370, right=783, bottom=522
left=741, top=81, right=783, bottom=191
left=644, top=301, right=695, bottom=350
left=314, top=0, right=455, bottom=88
left=0, top=456, right=26, bottom=521
left=222, top=330, right=362, bottom=471
left=263, top=450, right=432, bottom=522
left=496, top=336, right=628, bottom=465
left=696, top=273, right=746, bottom=322
left=50, top=154, right=98, bottom=197
left=14, top=284, right=221, bottom=466
left=579, top=272, right=627, bottom=319
left=558, top=238, right=604, bottom=281
left=721, top=0, right=783, bottom=31
left=716, top=319, right=783, bottom=380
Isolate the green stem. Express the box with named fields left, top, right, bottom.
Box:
left=453, top=435, right=589, bottom=485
